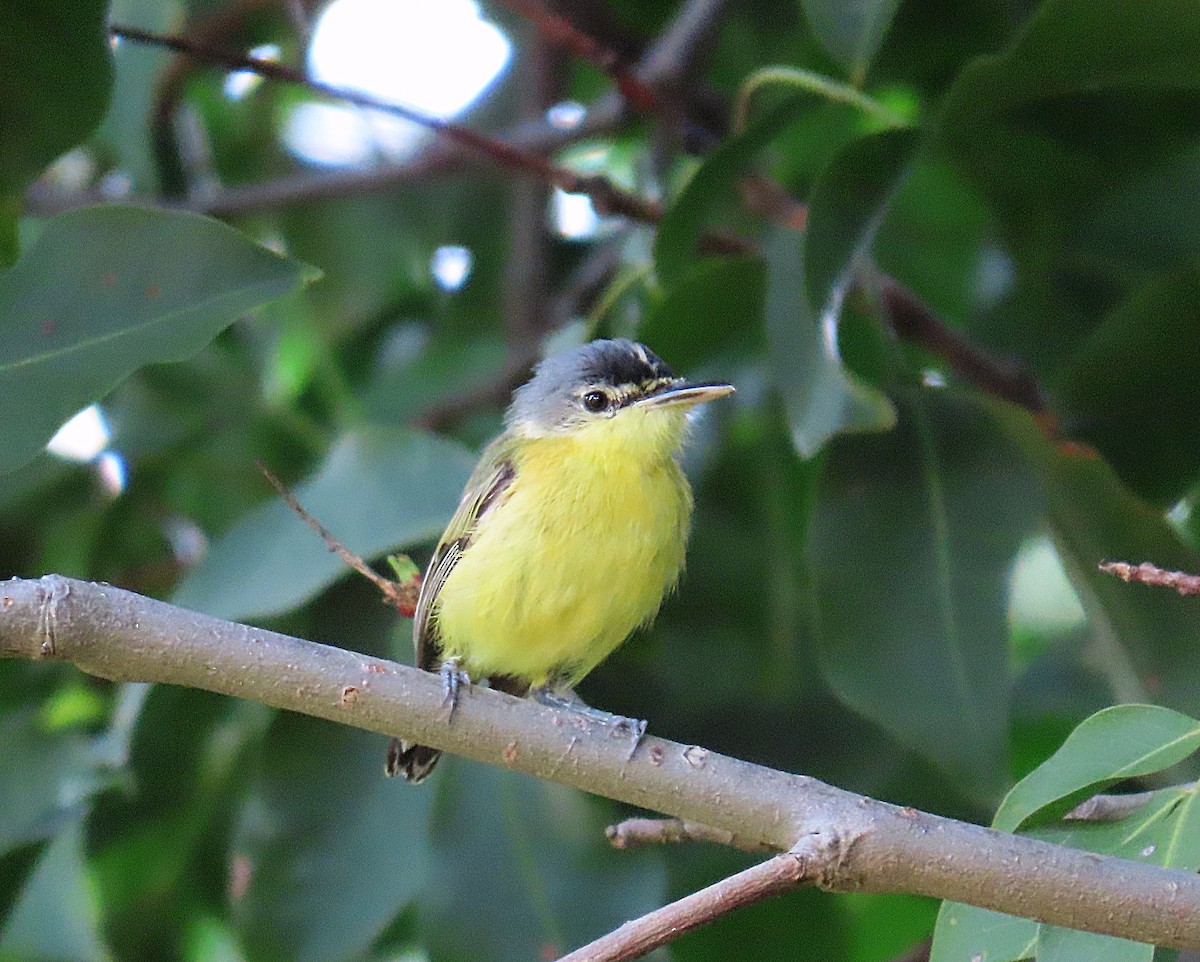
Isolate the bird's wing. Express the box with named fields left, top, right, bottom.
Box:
left=413, top=437, right=516, bottom=672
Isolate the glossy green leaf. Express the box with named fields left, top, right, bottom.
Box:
left=233, top=712, right=432, bottom=962
left=800, top=0, right=903, bottom=83
left=809, top=388, right=1041, bottom=798
left=1055, top=265, right=1200, bottom=504
left=0, top=206, right=318, bottom=475
left=804, top=128, right=918, bottom=311
left=930, top=903, right=1037, bottom=962
left=172, top=427, right=475, bottom=621
left=765, top=227, right=895, bottom=457
left=420, top=763, right=665, bottom=962
left=654, top=94, right=809, bottom=287
left=0, top=821, right=109, bottom=962
left=994, top=705, right=1200, bottom=833
left=0, top=0, right=112, bottom=256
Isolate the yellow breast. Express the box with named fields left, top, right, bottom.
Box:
left=432, top=406, right=693, bottom=686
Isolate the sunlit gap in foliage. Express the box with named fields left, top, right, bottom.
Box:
left=283, top=0, right=511, bottom=167
left=47, top=404, right=127, bottom=497
left=223, top=44, right=280, bottom=100
left=1008, top=535, right=1086, bottom=672
left=552, top=142, right=628, bottom=240
left=430, top=245, right=473, bottom=292
left=546, top=100, right=586, bottom=129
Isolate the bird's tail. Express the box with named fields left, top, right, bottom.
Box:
left=385, top=737, right=441, bottom=783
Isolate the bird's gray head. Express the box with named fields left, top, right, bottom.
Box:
left=506, top=339, right=684, bottom=435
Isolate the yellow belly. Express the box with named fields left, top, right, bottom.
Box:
left=432, top=425, right=692, bottom=686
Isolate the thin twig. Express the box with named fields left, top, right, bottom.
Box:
left=256, top=461, right=419, bottom=616
left=557, top=839, right=824, bottom=962
left=1098, top=561, right=1200, bottom=597
left=606, top=817, right=771, bottom=853
left=1065, top=790, right=1158, bottom=823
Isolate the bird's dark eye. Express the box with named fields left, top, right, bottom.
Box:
left=582, top=390, right=610, bottom=412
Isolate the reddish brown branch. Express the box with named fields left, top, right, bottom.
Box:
left=876, top=274, right=1047, bottom=414
left=556, top=842, right=820, bottom=962
left=1098, top=561, right=1200, bottom=597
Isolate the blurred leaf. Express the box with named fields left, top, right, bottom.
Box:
left=0, top=820, right=109, bottom=962
left=994, top=705, right=1200, bottom=833
left=639, top=255, right=766, bottom=369
left=0, top=709, right=98, bottom=855
left=937, top=0, right=1200, bottom=238
left=233, top=713, right=432, bottom=962
left=655, top=94, right=809, bottom=286
left=804, top=127, right=918, bottom=310
left=809, top=388, right=1041, bottom=799
left=0, top=0, right=112, bottom=256
left=930, top=902, right=1037, bottom=962
left=420, top=763, right=665, bottom=962
left=800, top=0, right=904, bottom=83
left=765, top=227, right=895, bottom=458
left=0, top=206, right=318, bottom=475
left=985, top=399, right=1200, bottom=717
left=173, top=427, right=474, bottom=622
left=1055, top=265, right=1200, bottom=504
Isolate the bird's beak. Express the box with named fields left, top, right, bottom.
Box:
left=636, top=382, right=736, bottom=410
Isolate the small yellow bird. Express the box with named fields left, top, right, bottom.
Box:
left=387, top=339, right=734, bottom=782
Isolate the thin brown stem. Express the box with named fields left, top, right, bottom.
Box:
left=556, top=842, right=821, bottom=962
left=256, top=461, right=419, bottom=616
left=1098, top=561, right=1200, bottom=597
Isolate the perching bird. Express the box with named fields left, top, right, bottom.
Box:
left=386, top=338, right=734, bottom=782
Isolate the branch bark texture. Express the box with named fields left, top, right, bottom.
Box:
left=4, top=575, right=1200, bottom=950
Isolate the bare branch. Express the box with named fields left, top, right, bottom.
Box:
left=606, top=817, right=771, bottom=853
left=256, top=462, right=419, bottom=617
left=1065, top=790, right=1159, bottom=823
left=875, top=273, right=1047, bottom=414
left=557, top=839, right=823, bottom=962
left=1099, top=561, right=1200, bottom=597
left=5, top=575, right=1200, bottom=951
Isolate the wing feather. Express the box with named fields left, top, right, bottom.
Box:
left=413, top=440, right=516, bottom=672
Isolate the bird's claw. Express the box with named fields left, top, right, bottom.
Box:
left=440, top=658, right=471, bottom=719
left=532, top=686, right=648, bottom=759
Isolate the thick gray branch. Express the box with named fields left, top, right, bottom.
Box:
left=4, top=575, right=1200, bottom=950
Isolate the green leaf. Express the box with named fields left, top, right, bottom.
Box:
left=994, top=705, right=1200, bottom=833
left=930, top=902, right=1037, bottom=962
left=639, top=255, right=766, bottom=369
left=1055, top=265, right=1200, bottom=505
left=937, top=0, right=1200, bottom=237
left=0, top=0, right=113, bottom=199
left=984, top=398, right=1200, bottom=718
left=0, top=206, right=318, bottom=475
left=420, top=763, right=665, bottom=962
left=0, top=710, right=99, bottom=856
left=0, top=821, right=109, bottom=962
left=1036, top=926, right=1152, bottom=962
left=172, top=427, right=475, bottom=622
left=809, top=389, right=1042, bottom=798
left=233, top=713, right=432, bottom=962
left=804, top=127, right=919, bottom=310
left=654, top=94, right=809, bottom=287
left=800, top=0, right=904, bottom=83
left=765, top=227, right=896, bottom=457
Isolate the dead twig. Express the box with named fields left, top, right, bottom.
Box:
left=606, top=817, right=771, bottom=853
left=256, top=461, right=419, bottom=616
left=1098, top=561, right=1200, bottom=597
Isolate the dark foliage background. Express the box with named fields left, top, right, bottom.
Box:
left=4, top=0, right=1200, bottom=959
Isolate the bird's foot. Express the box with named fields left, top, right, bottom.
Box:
left=531, top=686, right=648, bottom=759
left=440, top=658, right=471, bottom=719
